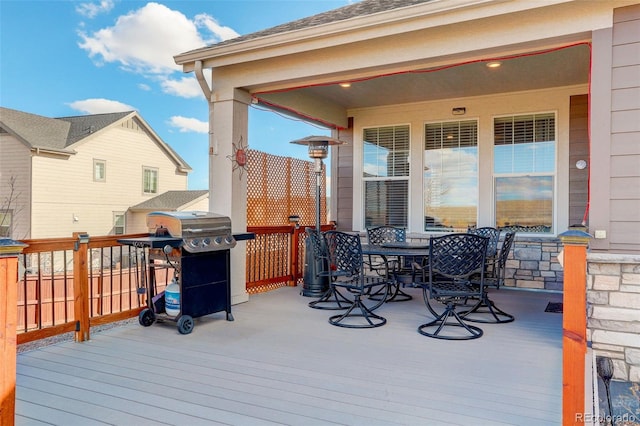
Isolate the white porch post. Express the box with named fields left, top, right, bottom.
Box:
left=208, top=88, right=251, bottom=305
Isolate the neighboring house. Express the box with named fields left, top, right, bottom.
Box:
left=175, top=0, right=640, bottom=380
left=0, top=107, right=192, bottom=239
left=128, top=189, right=209, bottom=232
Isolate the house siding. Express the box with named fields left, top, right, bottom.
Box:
left=333, top=126, right=353, bottom=232
left=609, top=4, right=640, bottom=253
left=569, top=95, right=589, bottom=227
left=30, top=124, right=187, bottom=238
left=0, top=134, right=32, bottom=239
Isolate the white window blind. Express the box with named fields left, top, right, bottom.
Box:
left=424, top=120, right=478, bottom=231
left=494, top=113, right=556, bottom=233
left=363, top=125, right=409, bottom=228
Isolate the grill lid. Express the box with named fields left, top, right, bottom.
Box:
left=147, top=211, right=235, bottom=252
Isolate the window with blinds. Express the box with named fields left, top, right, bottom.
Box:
left=494, top=113, right=556, bottom=233
left=424, top=120, right=478, bottom=231
left=363, top=125, right=409, bottom=228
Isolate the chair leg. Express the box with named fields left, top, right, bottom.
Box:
left=460, top=292, right=515, bottom=324
left=369, top=281, right=412, bottom=302
left=308, top=285, right=352, bottom=310
left=329, top=294, right=387, bottom=328
left=418, top=297, right=483, bottom=340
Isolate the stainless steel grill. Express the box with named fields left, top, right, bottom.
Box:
left=147, top=211, right=236, bottom=252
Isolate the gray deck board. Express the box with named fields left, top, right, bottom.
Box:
left=17, top=286, right=563, bottom=425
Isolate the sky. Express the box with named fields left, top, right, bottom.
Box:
left=0, top=0, right=358, bottom=190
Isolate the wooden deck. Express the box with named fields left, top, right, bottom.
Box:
left=16, top=286, right=563, bottom=425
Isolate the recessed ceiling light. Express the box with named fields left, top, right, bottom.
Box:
left=486, top=61, right=502, bottom=68
left=339, top=82, right=351, bottom=88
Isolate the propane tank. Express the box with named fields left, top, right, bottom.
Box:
left=165, top=278, right=180, bottom=317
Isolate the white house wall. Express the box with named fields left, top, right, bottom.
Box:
left=30, top=124, right=188, bottom=238
left=348, top=84, right=588, bottom=234
left=0, top=134, right=32, bottom=239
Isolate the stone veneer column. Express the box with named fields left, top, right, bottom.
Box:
left=587, top=253, right=640, bottom=382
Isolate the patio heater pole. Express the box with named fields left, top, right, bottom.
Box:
left=290, top=136, right=344, bottom=297
left=314, top=157, right=322, bottom=234
left=290, top=136, right=344, bottom=233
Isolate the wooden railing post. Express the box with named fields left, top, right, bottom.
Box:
left=1, top=238, right=28, bottom=426
left=290, top=225, right=300, bottom=286
left=559, top=227, right=591, bottom=425
left=73, top=233, right=90, bottom=342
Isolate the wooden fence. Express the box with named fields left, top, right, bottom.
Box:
left=14, top=224, right=335, bottom=344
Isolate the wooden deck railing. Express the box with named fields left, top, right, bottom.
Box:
left=13, top=225, right=336, bottom=344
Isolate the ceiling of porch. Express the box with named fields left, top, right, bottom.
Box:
left=255, top=43, right=590, bottom=123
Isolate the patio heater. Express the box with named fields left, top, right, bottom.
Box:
left=290, top=135, right=343, bottom=296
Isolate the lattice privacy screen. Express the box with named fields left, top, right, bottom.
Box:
left=247, top=150, right=326, bottom=227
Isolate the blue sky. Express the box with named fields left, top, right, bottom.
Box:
left=1, top=0, right=357, bottom=189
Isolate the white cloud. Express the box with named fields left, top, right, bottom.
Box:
left=161, top=76, right=203, bottom=98
left=194, top=14, right=239, bottom=44
left=68, top=98, right=135, bottom=114
left=76, top=0, right=114, bottom=19
left=168, top=116, right=208, bottom=133
left=138, top=83, right=151, bottom=91
left=78, top=2, right=239, bottom=79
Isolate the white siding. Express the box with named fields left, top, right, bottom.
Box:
left=30, top=123, right=187, bottom=238
left=0, top=134, right=32, bottom=239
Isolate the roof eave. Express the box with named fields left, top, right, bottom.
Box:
left=174, top=0, right=575, bottom=71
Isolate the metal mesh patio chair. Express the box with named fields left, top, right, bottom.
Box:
left=306, top=228, right=352, bottom=310
left=468, top=226, right=501, bottom=259
left=462, top=231, right=516, bottom=323
left=324, top=230, right=390, bottom=328
left=366, top=225, right=418, bottom=302
left=417, top=233, right=489, bottom=340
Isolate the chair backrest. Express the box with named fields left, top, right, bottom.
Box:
left=367, top=226, right=406, bottom=245
left=467, top=227, right=500, bottom=257
left=324, top=231, right=363, bottom=278
left=429, top=233, right=489, bottom=280
left=493, top=231, right=516, bottom=283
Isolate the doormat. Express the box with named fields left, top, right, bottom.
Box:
left=545, top=302, right=563, bottom=313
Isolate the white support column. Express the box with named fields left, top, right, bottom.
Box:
left=208, top=87, right=251, bottom=305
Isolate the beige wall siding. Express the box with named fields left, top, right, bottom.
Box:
left=30, top=124, right=187, bottom=238
left=333, top=127, right=353, bottom=232
left=0, top=134, right=32, bottom=238
left=569, top=95, right=589, bottom=227
left=609, top=4, right=640, bottom=253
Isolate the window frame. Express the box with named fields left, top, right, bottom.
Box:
left=93, top=159, right=106, bottom=182
left=492, top=111, right=557, bottom=235
left=142, top=166, right=159, bottom=195
left=0, top=209, right=12, bottom=238
left=113, top=212, right=125, bottom=235
left=361, top=124, right=411, bottom=229
left=423, top=118, right=479, bottom=232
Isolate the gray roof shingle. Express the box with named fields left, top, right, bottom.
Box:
left=129, top=190, right=209, bottom=211
left=0, top=107, right=132, bottom=151
left=183, top=0, right=432, bottom=53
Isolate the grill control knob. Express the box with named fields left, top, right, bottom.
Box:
left=202, top=237, right=211, bottom=246
left=225, top=235, right=234, bottom=244
left=214, top=236, right=223, bottom=245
